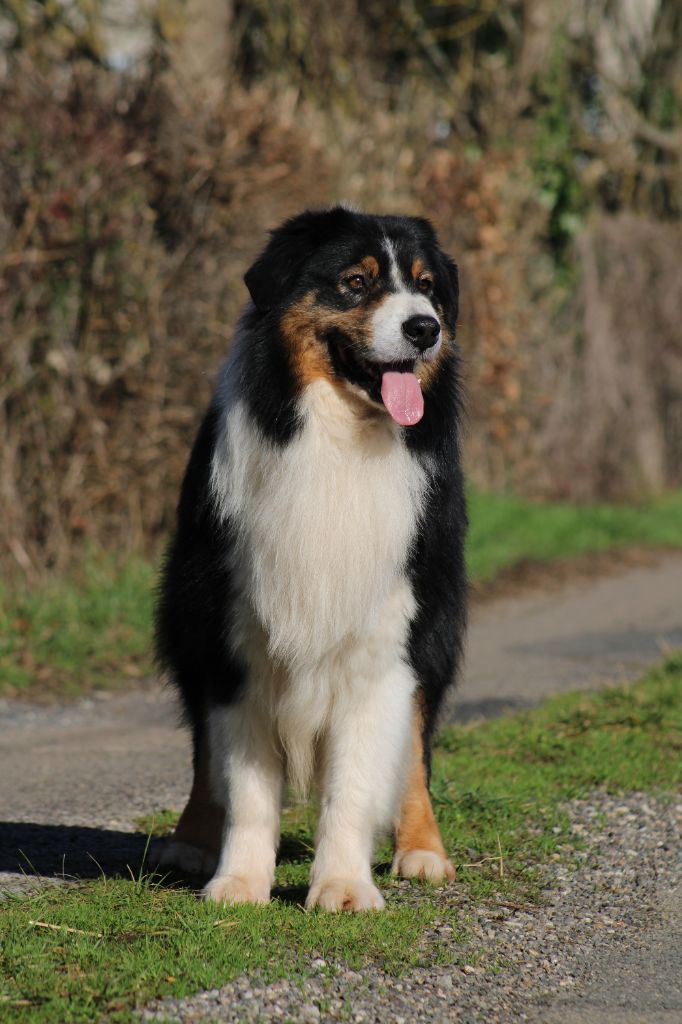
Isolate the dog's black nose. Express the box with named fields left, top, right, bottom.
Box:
left=401, top=315, right=440, bottom=351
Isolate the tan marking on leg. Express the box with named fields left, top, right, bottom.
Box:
left=393, top=699, right=455, bottom=883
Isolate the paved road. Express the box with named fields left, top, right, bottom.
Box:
left=1, top=552, right=681, bottom=1021
left=455, top=551, right=682, bottom=721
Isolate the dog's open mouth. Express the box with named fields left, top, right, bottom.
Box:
left=326, top=330, right=424, bottom=427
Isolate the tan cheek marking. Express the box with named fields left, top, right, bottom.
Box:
left=280, top=293, right=376, bottom=389
left=321, top=302, right=373, bottom=344
left=395, top=697, right=450, bottom=860
left=279, top=294, right=336, bottom=388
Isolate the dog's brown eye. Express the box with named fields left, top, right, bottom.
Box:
left=417, top=276, right=433, bottom=294
left=346, top=274, right=366, bottom=292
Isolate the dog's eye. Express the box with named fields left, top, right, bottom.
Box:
left=417, top=275, right=434, bottom=294
left=345, top=274, right=366, bottom=293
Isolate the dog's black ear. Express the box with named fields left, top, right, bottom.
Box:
left=434, top=249, right=459, bottom=334
left=245, top=207, right=353, bottom=312
left=443, top=254, right=459, bottom=318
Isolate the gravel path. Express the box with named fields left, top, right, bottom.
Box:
left=139, top=794, right=682, bottom=1024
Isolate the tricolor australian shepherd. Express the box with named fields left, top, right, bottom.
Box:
left=155, top=207, right=467, bottom=911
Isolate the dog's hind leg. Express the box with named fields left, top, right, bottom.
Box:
left=151, top=728, right=224, bottom=877
left=392, top=700, right=455, bottom=883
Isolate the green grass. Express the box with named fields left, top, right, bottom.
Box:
left=1, top=881, right=458, bottom=1024
left=2, top=489, right=682, bottom=698
left=0, top=556, right=155, bottom=698
left=434, top=653, right=682, bottom=898
left=2, top=655, right=681, bottom=1023
left=467, top=488, right=682, bottom=581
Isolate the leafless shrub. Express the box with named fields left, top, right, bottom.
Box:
left=537, top=214, right=682, bottom=499
left=0, top=57, right=334, bottom=576
left=1, top=1, right=680, bottom=579
left=1, top=49, right=528, bottom=577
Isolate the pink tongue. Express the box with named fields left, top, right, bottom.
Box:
left=380, top=371, right=424, bottom=426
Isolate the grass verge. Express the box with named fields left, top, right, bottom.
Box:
left=1, top=654, right=680, bottom=1023
left=2, top=489, right=682, bottom=699
left=0, top=556, right=155, bottom=698
left=466, top=487, right=682, bottom=581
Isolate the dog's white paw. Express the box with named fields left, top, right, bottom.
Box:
left=392, top=848, right=455, bottom=883
left=202, top=874, right=271, bottom=905
left=306, top=878, right=385, bottom=912
left=150, top=840, right=218, bottom=877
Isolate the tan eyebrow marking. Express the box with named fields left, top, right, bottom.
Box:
left=361, top=255, right=379, bottom=277
left=411, top=257, right=429, bottom=280
left=344, top=255, right=379, bottom=280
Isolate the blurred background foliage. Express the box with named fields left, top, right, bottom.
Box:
left=0, top=0, right=681, bottom=578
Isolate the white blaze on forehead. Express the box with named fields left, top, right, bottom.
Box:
left=383, top=236, right=405, bottom=291
left=369, top=237, right=440, bottom=364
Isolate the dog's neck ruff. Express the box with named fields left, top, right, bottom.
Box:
left=210, top=379, right=428, bottom=668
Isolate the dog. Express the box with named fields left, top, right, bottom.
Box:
left=154, top=206, right=467, bottom=911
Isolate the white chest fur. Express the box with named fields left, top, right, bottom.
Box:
left=210, top=380, right=427, bottom=668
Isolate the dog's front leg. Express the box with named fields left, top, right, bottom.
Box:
left=306, top=663, right=414, bottom=912
left=202, top=698, right=284, bottom=905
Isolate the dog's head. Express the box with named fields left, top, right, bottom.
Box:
left=244, top=207, right=459, bottom=426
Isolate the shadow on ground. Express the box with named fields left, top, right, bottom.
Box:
left=0, top=823, right=318, bottom=905
left=0, top=821, right=157, bottom=880
left=451, top=696, right=538, bottom=724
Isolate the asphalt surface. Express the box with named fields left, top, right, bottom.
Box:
left=532, top=884, right=682, bottom=1024
left=1, top=551, right=681, bottom=1021
left=454, top=551, right=682, bottom=721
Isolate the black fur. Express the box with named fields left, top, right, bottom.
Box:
left=156, top=206, right=467, bottom=778
left=155, top=404, right=246, bottom=765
